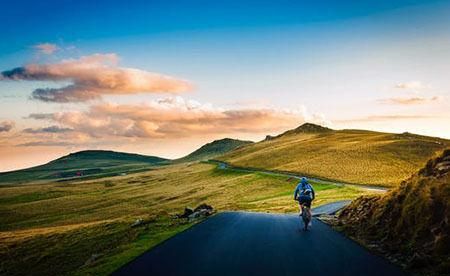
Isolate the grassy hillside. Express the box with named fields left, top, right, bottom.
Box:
left=0, top=162, right=376, bottom=275
left=176, top=138, right=253, bottom=162
left=337, top=149, right=450, bottom=275
left=0, top=138, right=253, bottom=184
left=220, top=123, right=448, bottom=186
left=0, top=150, right=169, bottom=184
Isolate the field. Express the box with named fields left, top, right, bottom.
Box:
left=220, top=128, right=448, bottom=186
left=0, top=162, right=376, bottom=275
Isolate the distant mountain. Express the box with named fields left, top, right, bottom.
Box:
left=51, top=150, right=168, bottom=166
left=0, top=150, right=169, bottom=184
left=219, top=123, right=449, bottom=186
left=177, top=138, right=253, bottom=162
left=338, top=149, right=450, bottom=275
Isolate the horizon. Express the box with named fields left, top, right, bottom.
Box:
left=1, top=0, right=450, bottom=171
left=1, top=122, right=447, bottom=173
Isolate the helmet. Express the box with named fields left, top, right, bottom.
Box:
left=301, top=177, right=308, bottom=185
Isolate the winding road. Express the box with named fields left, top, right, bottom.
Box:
left=213, top=161, right=388, bottom=192
left=113, top=163, right=400, bottom=275
left=114, top=211, right=404, bottom=276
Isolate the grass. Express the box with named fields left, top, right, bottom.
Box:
left=0, top=139, right=252, bottom=184
left=337, top=149, right=450, bottom=275
left=0, top=162, right=376, bottom=275
left=0, top=150, right=169, bottom=184
left=175, top=138, right=253, bottom=163
left=220, top=128, right=448, bottom=186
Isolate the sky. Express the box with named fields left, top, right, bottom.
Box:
left=1, top=0, right=449, bottom=171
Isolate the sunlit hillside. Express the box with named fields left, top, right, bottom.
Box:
left=338, top=149, right=450, bottom=275
left=0, top=162, right=374, bottom=275
left=220, top=123, right=449, bottom=186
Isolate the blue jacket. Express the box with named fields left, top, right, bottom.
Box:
left=294, top=178, right=315, bottom=200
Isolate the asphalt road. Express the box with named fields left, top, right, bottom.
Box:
left=311, top=200, right=351, bottom=216
left=114, top=212, right=405, bottom=276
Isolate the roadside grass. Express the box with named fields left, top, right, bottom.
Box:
left=337, top=149, right=450, bottom=275
left=0, top=162, right=377, bottom=275
left=74, top=218, right=195, bottom=276
left=220, top=130, right=448, bottom=186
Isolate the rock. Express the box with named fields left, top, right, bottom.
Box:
left=408, top=253, right=431, bottom=269
left=194, top=203, right=213, bottom=213
left=84, top=253, right=102, bottom=266
left=177, top=207, right=194, bottom=218
left=185, top=204, right=215, bottom=220
left=131, top=218, right=145, bottom=228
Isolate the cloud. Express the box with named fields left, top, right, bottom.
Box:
left=22, top=125, right=73, bottom=134
left=33, top=43, right=59, bottom=55
left=17, top=141, right=74, bottom=147
left=1, top=54, right=192, bottom=102
left=378, top=96, right=439, bottom=105
left=335, top=114, right=435, bottom=123
left=395, top=81, right=429, bottom=90
left=0, top=120, right=15, bottom=132
left=28, top=96, right=311, bottom=139
left=26, top=113, right=56, bottom=120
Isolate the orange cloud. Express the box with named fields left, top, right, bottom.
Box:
left=22, top=126, right=73, bottom=134
left=1, top=54, right=192, bottom=102
left=335, top=114, right=436, bottom=123
left=33, top=43, right=59, bottom=55
left=378, top=96, right=439, bottom=105
left=28, top=97, right=307, bottom=139
left=0, top=120, right=15, bottom=132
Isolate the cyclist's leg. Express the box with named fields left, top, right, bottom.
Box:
left=302, top=206, right=309, bottom=230
left=304, top=199, right=312, bottom=226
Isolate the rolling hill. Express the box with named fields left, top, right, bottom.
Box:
left=0, top=161, right=376, bottom=275
left=337, top=149, right=450, bottom=275
left=0, top=150, right=169, bottom=184
left=0, top=138, right=253, bottom=184
left=219, top=123, right=449, bottom=186
left=176, top=138, right=253, bottom=163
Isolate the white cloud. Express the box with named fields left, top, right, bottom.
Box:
left=33, top=43, right=59, bottom=55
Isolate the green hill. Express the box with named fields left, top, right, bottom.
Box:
left=0, top=150, right=169, bottom=184
left=337, top=149, right=450, bottom=275
left=176, top=138, right=253, bottom=162
left=219, top=123, right=449, bottom=186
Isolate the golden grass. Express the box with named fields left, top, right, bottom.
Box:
left=337, top=149, right=450, bottom=275
left=0, top=162, right=376, bottom=275
left=221, top=130, right=448, bottom=186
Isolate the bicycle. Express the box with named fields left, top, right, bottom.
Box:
left=301, top=204, right=311, bottom=231
left=296, top=198, right=312, bottom=231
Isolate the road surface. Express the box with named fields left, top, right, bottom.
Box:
left=114, top=212, right=404, bottom=276
left=311, top=200, right=351, bottom=216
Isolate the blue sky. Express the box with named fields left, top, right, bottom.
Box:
left=0, top=0, right=449, bottom=171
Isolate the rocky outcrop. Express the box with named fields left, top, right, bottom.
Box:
left=176, top=204, right=215, bottom=220
left=337, top=149, right=450, bottom=275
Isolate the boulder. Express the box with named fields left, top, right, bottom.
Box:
left=187, top=204, right=215, bottom=220
left=177, top=207, right=194, bottom=218
left=194, top=203, right=213, bottom=212
left=84, top=253, right=102, bottom=266
left=131, top=218, right=145, bottom=228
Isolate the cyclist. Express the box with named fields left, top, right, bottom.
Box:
left=294, top=177, right=315, bottom=229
